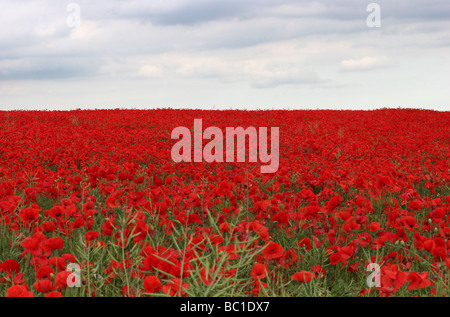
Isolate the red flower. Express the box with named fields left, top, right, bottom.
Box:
left=328, top=245, right=355, bottom=265
left=6, top=285, right=34, bottom=297
left=143, top=276, right=162, bottom=293
left=33, top=279, right=54, bottom=293
left=359, top=288, right=373, bottom=296
left=42, top=221, right=56, bottom=232
left=298, top=238, right=312, bottom=251
left=36, top=265, right=55, bottom=279
left=122, top=285, right=136, bottom=297
left=425, top=237, right=448, bottom=260
left=49, top=256, right=67, bottom=271
left=54, top=271, right=73, bottom=290
left=376, top=176, right=392, bottom=190
left=162, top=278, right=189, bottom=296
left=20, top=231, right=49, bottom=258
left=250, top=263, right=268, bottom=279
left=198, top=266, right=218, bottom=286
left=45, top=237, right=64, bottom=251
left=430, top=207, right=446, bottom=221
left=271, top=211, right=289, bottom=225
left=401, top=216, right=417, bottom=230
left=407, top=272, right=431, bottom=290
left=85, top=231, right=100, bottom=245
left=311, top=265, right=326, bottom=278
left=369, top=222, right=381, bottom=231
left=379, top=264, right=407, bottom=294
left=282, top=248, right=299, bottom=267
left=48, top=205, right=65, bottom=220
left=0, top=259, right=20, bottom=275
left=72, top=218, right=85, bottom=229
left=433, top=247, right=448, bottom=260
left=291, top=271, right=313, bottom=283
left=102, top=220, right=116, bottom=236
left=19, top=206, right=40, bottom=223
left=219, top=222, right=231, bottom=233
left=326, top=195, right=343, bottom=211
left=262, top=242, right=284, bottom=260
left=408, top=199, right=423, bottom=211
left=251, top=279, right=268, bottom=296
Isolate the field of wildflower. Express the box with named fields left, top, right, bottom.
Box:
left=0, top=108, right=449, bottom=298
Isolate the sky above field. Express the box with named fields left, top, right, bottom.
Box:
left=0, top=0, right=449, bottom=111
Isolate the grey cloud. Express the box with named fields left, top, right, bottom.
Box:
left=106, top=0, right=450, bottom=25
left=0, top=56, right=99, bottom=80
left=377, top=0, right=450, bottom=20
left=141, top=0, right=249, bottom=26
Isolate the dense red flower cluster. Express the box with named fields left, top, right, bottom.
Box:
left=0, top=108, right=449, bottom=297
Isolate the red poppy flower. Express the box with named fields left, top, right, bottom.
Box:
left=36, top=265, right=55, bottom=279
left=42, top=221, right=56, bottom=232
left=262, top=242, right=284, bottom=260
left=311, top=265, right=326, bottom=278
left=45, top=237, right=64, bottom=251
left=19, top=206, right=40, bottom=223
left=291, top=271, right=313, bottom=283
left=219, top=222, right=231, bottom=233
left=143, top=275, right=162, bottom=293
left=162, top=278, right=189, bottom=296
left=408, top=199, right=423, bottom=211
left=359, top=288, right=373, bottom=296
left=432, top=247, right=447, bottom=260
left=20, top=231, right=49, bottom=258
left=251, top=279, right=268, bottom=296
left=62, top=253, right=76, bottom=263
left=329, top=245, right=355, bottom=265
left=376, top=176, right=392, bottom=190
left=380, top=264, right=407, bottom=293
left=48, top=205, right=65, bottom=220
left=102, top=220, right=116, bottom=236
left=33, top=279, right=54, bottom=293
left=85, top=231, right=100, bottom=245
left=326, top=195, right=343, bottom=211
left=298, top=238, right=312, bottom=251
left=72, top=218, right=85, bottom=229
left=0, top=259, right=20, bottom=275
left=282, top=248, right=299, bottom=267
left=6, top=285, right=34, bottom=297
left=369, top=222, right=381, bottom=231
left=122, top=285, right=136, bottom=297
left=49, top=256, right=67, bottom=271
left=250, top=263, right=268, bottom=279
left=198, top=266, right=218, bottom=286
left=54, top=271, right=74, bottom=290
left=407, top=272, right=431, bottom=290
left=401, top=216, right=417, bottom=230
left=271, top=211, right=289, bottom=225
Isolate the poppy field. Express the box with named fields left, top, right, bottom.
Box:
left=0, top=108, right=449, bottom=297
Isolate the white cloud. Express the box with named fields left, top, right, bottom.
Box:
left=138, top=64, right=163, bottom=77
left=69, top=21, right=100, bottom=40
left=339, top=56, right=392, bottom=72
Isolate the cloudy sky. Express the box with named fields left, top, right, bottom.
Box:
left=0, top=0, right=449, bottom=110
